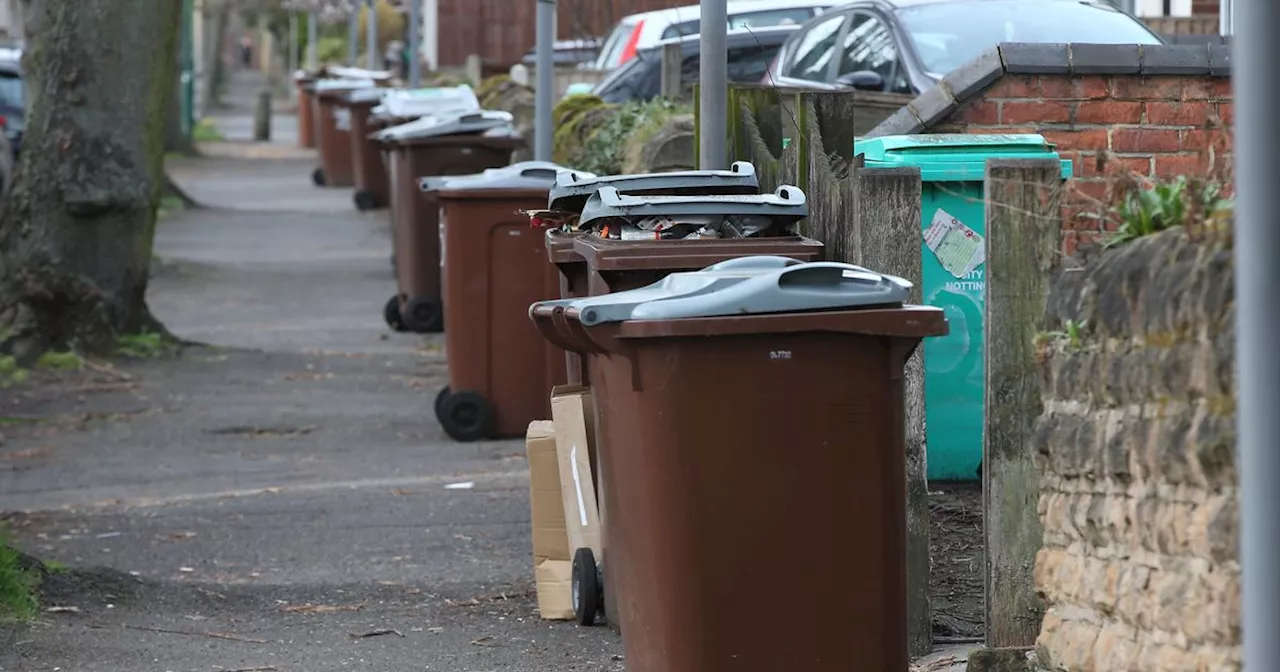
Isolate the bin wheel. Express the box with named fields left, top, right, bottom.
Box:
left=311, top=167, right=326, bottom=186
left=434, top=386, right=451, bottom=420
left=383, top=295, right=407, bottom=332
left=354, top=189, right=378, bottom=211
left=572, top=547, right=603, bottom=626
left=402, top=296, right=444, bottom=333
left=437, top=389, right=494, bottom=442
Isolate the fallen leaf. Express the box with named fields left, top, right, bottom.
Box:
left=0, top=446, right=52, bottom=461
left=470, top=635, right=496, bottom=647
left=349, top=628, right=404, bottom=639
left=178, top=566, right=195, bottom=573
left=44, top=606, right=81, bottom=614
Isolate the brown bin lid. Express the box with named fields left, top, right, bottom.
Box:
left=545, top=229, right=583, bottom=265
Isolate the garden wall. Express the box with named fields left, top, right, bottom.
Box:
left=1030, top=227, right=1238, bottom=671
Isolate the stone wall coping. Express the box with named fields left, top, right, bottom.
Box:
left=867, top=42, right=1232, bottom=138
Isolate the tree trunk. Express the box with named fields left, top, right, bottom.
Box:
left=0, top=0, right=183, bottom=361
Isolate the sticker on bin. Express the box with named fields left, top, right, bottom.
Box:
left=332, top=108, right=352, bottom=132
left=577, top=185, right=807, bottom=241
left=547, top=161, right=760, bottom=214
left=529, top=258, right=911, bottom=326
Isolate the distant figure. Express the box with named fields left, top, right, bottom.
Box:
left=240, top=36, right=253, bottom=68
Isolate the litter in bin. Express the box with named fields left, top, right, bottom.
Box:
left=372, top=85, right=480, bottom=121
left=557, top=185, right=808, bottom=240
left=374, top=110, right=515, bottom=142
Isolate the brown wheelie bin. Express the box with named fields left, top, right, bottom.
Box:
left=342, top=88, right=392, bottom=211
left=542, top=161, right=762, bottom=384
left=294, top=69, right=322, bottom=149
left=377, top=112, right=524, bottom=334
left=430, top=162, right=569, bottom=442
left=310, top=79, right=378, bottom=188
left=556, top=185, right=823, bottom=631
left=529, top=259, right=948, bottom=672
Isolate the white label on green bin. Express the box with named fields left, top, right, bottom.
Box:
left=924, top=207, right=985, bottom=279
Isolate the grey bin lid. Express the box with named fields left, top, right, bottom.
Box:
left=345, top=87, right=390, bottom=103
left=420, top=161, right=570, bottom=192
left=314, top=78, right=376, bottom=92
left=531, top=258, right=911, bottom=326
left=547, top=161, right=759, bottom=212
left=579, top=184, right=808, bottom=227
left=375, top=110, right=515, bottom=142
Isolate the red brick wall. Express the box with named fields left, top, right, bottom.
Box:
left=437, top=0, right=687, bottom=67
left=937, top=74, right=1233, bottom=254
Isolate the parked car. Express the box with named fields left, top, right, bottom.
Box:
left=0, top=57, right=23, bottom=160
left=520, top=38, right=603, bottom=68
left=593, top=25, right=799, bottom=104
left=764, top=0, right=1164, bottom=93
left=593, top=0, right=838, bottom=72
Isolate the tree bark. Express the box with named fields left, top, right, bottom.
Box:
left=0, top=0, right=183, bottom=361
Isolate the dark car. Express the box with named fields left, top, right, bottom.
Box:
left=593, top=24, right=799, bottom=104
left=765, top=0, right=1163, bottom=94
left=520, top=38, right=603, bottom=68
left=0, top=57, right=23, bottom=159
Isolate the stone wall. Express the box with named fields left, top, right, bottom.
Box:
left=1030, top=228, right=1238, bottom=671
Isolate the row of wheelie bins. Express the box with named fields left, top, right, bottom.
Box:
left=394, top=153, right=948, bottom=670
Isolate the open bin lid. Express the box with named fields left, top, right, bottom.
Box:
left=530, top=257, right=912, bottom=326
left=377, top=85, right=480, bottom=119
left=579, top=184, right=808, bottom=227
left=854, top=133, right=1073, bottom=181
left=421, top=161, right=577, bottom=193
left=314, top=78, right=377, bottom=92
left=325, top=66, right=393, bottom=81
left=548, top=162, right=759, bottom=213
left=374, top=110, right=515, bottom=142
left=341, top=87, right=391, bottom=104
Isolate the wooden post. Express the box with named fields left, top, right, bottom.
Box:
left=254, top=90, right=271, bottom=141
left=464, top=53, right=483, bottom=86
left=852, top=165, right=930, bottom=658
left=982, top=158, right=1062, bottom=647
left=660, top=42, right=683, bottom=100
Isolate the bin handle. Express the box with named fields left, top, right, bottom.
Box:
left=702, top=255, right=804, bottom=272
left=774, top=262, right=913, bottom=291
left=519, top=167, right=559, bottom=181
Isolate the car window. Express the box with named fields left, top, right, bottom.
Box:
left=726, top=44, right=782, bottom=83
left=593, top=51, right=652, bottom=103
left=595, top=21, right=637, bottom=69
left=662, top=20, right=699, bottom=40
left=782, top=13, right=846, bottom=81
left=837, top=13, right=910, bottom=93
left=729, top=8, right=817, bottom=29
left=895, top=0, right=1161, bottom=76
left=0, top=74, right=21, bottom=109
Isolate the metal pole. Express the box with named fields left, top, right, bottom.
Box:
left=1219, top=0, right=1233, bottom=35
left=366, top=0, right=378, bottom=70
left=698, top=0, right=727, bottom=170
left=534, top=0, right=554, bottom=163
left=1238, top=0, right=1279, bottom=668
left=348, top=7, right=359, bottom=66
left=423, top=0, right=438, bottom=71
left=287, top=9, right=298, bottom=93
left=306, top=10, right=318, bottom=71
left=408, top=0, right=421, bottom=87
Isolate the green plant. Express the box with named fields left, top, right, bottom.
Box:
left=34, top=351, right=83, bottom=371
left=315, top=36, right=349, bottom=65
left=1037, top=320, right=1088, bottom=350
left=572, top=98, right=687, bottom=175
left=42, top=560, right=68, bottom=575
left=192, top=118, right=223, bottom=143
left=118, top=332, right=175, bottom=358
left=0, top=535, right=38, bottom=622
left=1104, top=176, right=1234, bottom=248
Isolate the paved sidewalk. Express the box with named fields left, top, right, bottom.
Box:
left=0, top=67, right=623, bottom=672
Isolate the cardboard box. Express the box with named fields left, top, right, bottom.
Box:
left=549, top=386, right=603, bottom=561
left=525, top=420, right=574, bottom=620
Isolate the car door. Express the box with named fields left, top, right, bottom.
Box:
left=833, top=10, right=913, bottom=93
left=769, top=11, right=849, bottom=89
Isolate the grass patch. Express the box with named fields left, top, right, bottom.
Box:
left=192, top=118, right=224, bottom=143
left=34, top=351, right=83, bottom=371
left=0, top=534, right=38, bottom=622
left=158, top=193, right=186, bottom=218
left=117, top=332, right=176, bottom=359
left=42, top=560, right=68, bottom=575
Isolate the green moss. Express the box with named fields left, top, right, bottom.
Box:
left=34, top=351, right=84, bottom=371
left=42, top=560, right=68, bottom=575
left=0, top=355, right=25, bottom=388
left=1206, top=394, right=1237, bottom=417
left=0, top=534, right=38, bottom=622
left=117, top=331, right=175, bottom=358
left=571, top=98, right=689, bottom=175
